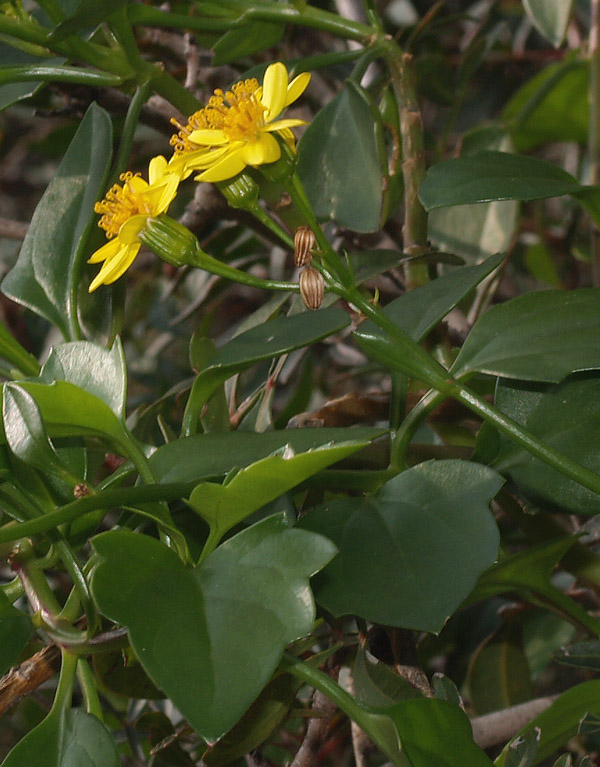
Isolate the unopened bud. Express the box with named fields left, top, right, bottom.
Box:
left=294, top=226, right=316, bottom=267
left=299, top=266, right=324, bottom=310
left=218, top=174, right=260, bottom=210
left=140, top=214, right=206, bottom=268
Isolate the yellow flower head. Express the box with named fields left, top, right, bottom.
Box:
left=169, top=62, right=310, bottom=183
left=88, top=156, right=179, bottom=292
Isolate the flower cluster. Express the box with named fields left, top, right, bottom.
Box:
left=88, top=63, right=310, bottom=292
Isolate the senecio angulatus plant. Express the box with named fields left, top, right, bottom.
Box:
left=3, top=2, right=600, bottom=766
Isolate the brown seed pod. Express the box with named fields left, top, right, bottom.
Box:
left=294, top=226, right=316, bottom=267
left=299, top=265, right=324, bottom=310
left=73, top=483, right=91, bottom=498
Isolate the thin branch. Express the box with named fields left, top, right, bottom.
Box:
left=0, top=645, right=61, bottom=716
left=0, top=217, right=28, bottom=241
left=470, top=695, right=558, bottom=749
left=289, top=689, right=336, bottom=767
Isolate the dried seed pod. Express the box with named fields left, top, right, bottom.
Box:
left=299, top=265, right=324, bottom=310
left=73, top=483, right=91, bottom=498
left=294, top=226, right=316, bottom=267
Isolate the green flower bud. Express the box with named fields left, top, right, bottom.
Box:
left=139, top=215, right=206, bottom=268
left=218, top=173, right=260, bottom=210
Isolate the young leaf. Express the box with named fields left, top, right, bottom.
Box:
left=1, top=103, right=112, bottom=339
left=90, top=515, right=337, bottom=741
left=212, top=22, right=284, bottom=65
left=522, top=0, right=574, bottom=48
left=298, top=460, right=503, bottom=632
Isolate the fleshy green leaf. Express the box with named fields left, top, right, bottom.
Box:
left=495, top=681, right=600, bottom=765
left=451, top=289, right=600, bottom=382
left=151, top=427, right=386, bottom=484
left=50, top=0, right=129, bottom=40
left=188, top=440, right=372, bottom=541
left=522, top=0, right=574, bottom=47
left=40, top=339, right=127, bottom=418
left=419, top=151, right=585, bottom=211
left=484, top=377, right=600, bottom=514
left=1, top=103, right=112, bottom=339
left=298, top=81, right=386, bottom=232
left=0, top=592, right=33, bottom=676
left=0, top=321, right=39, bottom=377
left=212, top=22, right=284, bottom=65
left=554, top=640, right=600, bottom=672
left=298, top=460, right=503, bottom=632
left=90, top=516, right=337, bottom=741
left=1, top=708, right=119, bottom=767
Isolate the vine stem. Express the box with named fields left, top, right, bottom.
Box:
left=49, top=650, right=78, bottom=718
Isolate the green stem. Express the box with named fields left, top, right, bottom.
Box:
left=0, top=64, right=123, bottom=86
left=590, top=0, right=600, bottom=286
left=148, top=62, right=203, bottom=116
left=0, top=576, right=24, bottom=602
left=49, top=650, right=78, bottom=718
left=53, top=539, right=97, bottom=634
left=384, top=41, right=429, bottom=289
left=111, top=80, right=153, bottom=182
left=77, top=659, right=103, bottom=719
left=201, top=252, right=299, bottom=292
left=0, top=482, right=195, bottom=545
left=247, top=203, right=295, bottom=251
left=391, top=388, right=445, bottom=469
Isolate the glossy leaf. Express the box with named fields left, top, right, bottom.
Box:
left=467, top=538, right=600, bottom=636
left=554, top=640, right=600, bottom=672
left=504, top=60, right=588, bottom=151
left=503, top=729, right=540, bottom=767
left=0, top=44, right=64, bottom=111
left=1, top=103, right=112, bottom=339
left=50, top=0, right=128, bottom=40
left=40, top=339, right=127, bottom=418
left=357, top=253, right=503, bottom=347
left=352, top=649, right=422, bottom=707
left=451, top=289, right=600, bottom=382
left=467, top=621, right=533, bottom=715
left=3, top=384, right=80, bottom=483
left=298, top=460, right=503, bottom=632
left=188, top=440, right=372, bottom=541
left=90, top=516, right=336, bottom=741
left=202, top=673, right=302, bottom=766
left=93, top=649, right=164, bottom=700
left=495, top=681, right=600, bottom=765
left=0, top=592, right=33, bottom=676
left=420, top=151, right=584, bottom=211
left=1, top=708, right=119, bottom=767
left=385, top=699, right=493, bottom=767
left=485, top=377, right=600, bottom=514
left=523, top=0, right=574, bottom=47
left=298, top=81, right=386, bottom=232
left=0, top=321, right=39, bottom=377
left=185, top=308, right=350, bottom=427
left=212, top=22, right=284, bottom=65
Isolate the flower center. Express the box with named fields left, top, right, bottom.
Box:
left=170, top=78, right=266, bottom=153
left=94, top=173, right=148, bottom=239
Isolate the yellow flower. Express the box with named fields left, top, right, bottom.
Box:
left=88, top=156, right=180, bottom=292
left=169, top=62, right=310, bottom=183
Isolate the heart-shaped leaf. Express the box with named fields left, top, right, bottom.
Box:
left=90, top=515, right=337, bottom=741
left=298, top=460, right=503, bottom=632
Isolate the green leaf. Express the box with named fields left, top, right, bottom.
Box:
left=151, top=427, right=386, bottom=484
left=468, top=538, right=600, bottom=636
left=184, top=308, right=350, bottom=431
left=188, top=440, right=371, bottom=542
left=357, top=253, right=503, bottom=346
left=485, top=377, right=600, bottom=514
left=1, top=103, right=112, bottom=339
left=385, top=699, right=493, bottom=767
left=50, top=0, right=129, bottom=40
left=419, top=151, right=585, bottom=211
left=0, top=592, right=33, bottom=676
left=202, top=673, right=302, bottom=766
left=93, top=649, right=164, bottom=700
left=522, top=0, right=574, bottom=47
left=3, top=383, right=81, bottom=483
left=0, top=321, right=39, bottom=377
left=495, top=680, right=600, bottom=765
left=1, top=708, right=119, bottom=767
left=503, top=728, right=540, bottom=767
left=352, top=649, right=423, bottom=708
left=90, top=516, right=337, bottom=741
left=554, top=640, right=600, bottom=672
left=298, top=81, right=386, bottom=232
left=298, top=460, right=503, bottom=632
left=467, top=621, right=533, bottom=715
left=451, top=289, right=600, bottom=382
left=0, top=43, right=64, bottom=111
left=504, top=60, right=588, bottom=151
left=40, top=339, right=127, bottom=418
left=212, top=21, right=284, bottom=65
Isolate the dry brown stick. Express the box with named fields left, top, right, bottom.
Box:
left=0, top=645, right=61, bottom=716
left=289, top=689, right=336, bottom=767
left=470, top=695, right=558, bottom=749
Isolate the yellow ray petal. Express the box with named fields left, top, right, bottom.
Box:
left=148, top=155, right=168, bottom=185
left=264, top=118, right=307, bottom=132
left=188, top=128, right=228, bottom=146
left=155, top=174, right=180, bottom=213
left=242, top=133, right=281, bottom=166
left=87, top=237, right=121, bottom=265
left=88, top=241, right=138, bottom=291
left=195, top=147, right=246, bottom=183
left=285, top=72, right=310, bottom=106
left=261, top=62, right=288, bottom=121
left=119, top=215, right=148, bottom=244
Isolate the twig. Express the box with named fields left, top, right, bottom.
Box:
left=0, top=217, right=28, bottom=241
left=470, top=695, right=558, bottom=749
left=0, top=645, right=61, bottom=716
left=289, top=689, right=336, bottom=767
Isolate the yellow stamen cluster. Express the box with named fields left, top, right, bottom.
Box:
left=94, top=172, right=145, bottom=239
